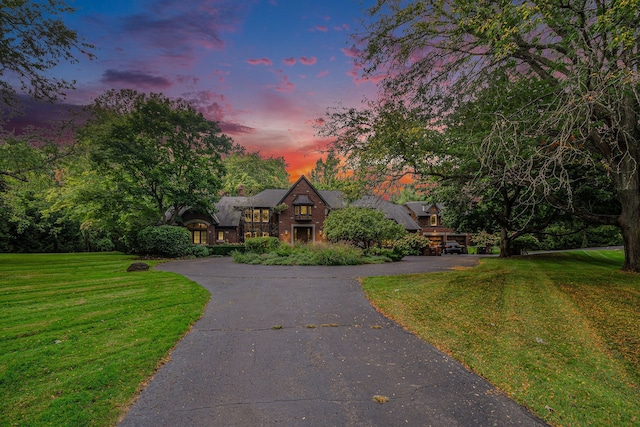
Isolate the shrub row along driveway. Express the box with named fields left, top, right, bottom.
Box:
left=119, top=256, right=547, bottom=426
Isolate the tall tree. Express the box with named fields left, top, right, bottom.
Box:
left=80, top=89, right=232, bottom=226
left=308, top=151, right=367, bottom=201
left=359, top=0, right=640, bottom=271
left=222, top=151, right=289, bottom=196
left=0, top=0, right=94, bottom=110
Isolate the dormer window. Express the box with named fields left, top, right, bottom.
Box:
left=430, top=214, right=438, bottom=227
left=292, top=194, right=313, bottom=220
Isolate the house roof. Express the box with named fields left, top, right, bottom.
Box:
left=214, top=196, right=247, bottom=227
left=318, top=190, right=347, bottom=209
left=405, top=201, right=445, bottom=218
left=352, top=195, right=422, bottom=232
left=292, top=194, right=313, bottom=205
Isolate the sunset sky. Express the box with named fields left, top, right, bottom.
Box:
left=25, top=0, right=384, bottom=181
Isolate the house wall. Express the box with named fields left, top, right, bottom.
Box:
left=213, top=226, right=242, bottom=244
left=277, top=179, right=329, bottom=245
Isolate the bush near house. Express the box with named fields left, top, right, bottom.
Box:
left=137, top=225, right=193, bottom=258
left=233, top=241, right=394, bottom=265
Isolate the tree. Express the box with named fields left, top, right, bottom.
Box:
left=359, top=0, right=640, bottom=271
left=308, top=151, right=367, bottom=201
left=0, top=0, right=94, bottom=110
left=80, top=89, right=232, bottom=227
left=323, top=206, right=406, bottom=248
left=222, top=151, right=289, bottom=196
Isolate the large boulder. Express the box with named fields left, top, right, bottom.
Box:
left=127, top=262, right=150, bottom=272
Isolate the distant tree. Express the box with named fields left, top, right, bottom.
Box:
left=222, top=151, right=289, bottom=196
left=0, top=0, right=94, bottom=110
left=80, top=89, right=232, bottom=227
left=308, top=151, right=367, bottom=201
left=323, top=206, right=406, bottom=248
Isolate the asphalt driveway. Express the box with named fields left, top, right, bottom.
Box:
left=119, top=255, right=547, bottom=426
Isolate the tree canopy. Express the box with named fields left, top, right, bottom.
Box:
left=0, top=0, right=94, bottom=110
left=79, top=89, right=232, bottom=226
left=323, top=206, right=406, bottom=248
left=349, top=0, right=640, bottom=270
left=222, top=150, right=289, bottom=196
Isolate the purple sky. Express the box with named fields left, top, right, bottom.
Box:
left=34, top=0, right=383, bottom=180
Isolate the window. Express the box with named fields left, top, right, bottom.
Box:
left=217, top=231, right=224, bottom=242
left=187, top=223, right=208, bottom=245
left=430, top=214, right=438, bottom=227
left=294, top=205, right=312, bottom=219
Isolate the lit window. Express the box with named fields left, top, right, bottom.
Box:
left=187, top=223, right=208, bottom=245
left=430, top=214, right=438, bottom=227
left=217, top=231, right=224, bottom=241
left=295, top=205, right=312, bottom=218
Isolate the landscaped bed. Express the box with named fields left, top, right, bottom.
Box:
left=362, top=249, right=639, bottom=427
left=0, top=253, right=209, bottom=426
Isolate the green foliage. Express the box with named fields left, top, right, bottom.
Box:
left=364, top=246, right=403, bottom=262
left=222, top=151, right=289, bottom=196
left=357, top=0, right=640, bottom=268
left=0, top=0, right=94, bottom=109
left=81, top=89, right=232, bottom=227
left=323, top=206, right=406, bottom=248
left=244, top=236, right=281, bottom=254
left=190, top=245, right=210, bottom=258
left=137, top=225, right=192, bottom=258
left=471, top=231, right=500, bottom=248
left=208, top=244, right=244, bottom=256
left=233, top=242, right=391, bottom=265
left=392, top=233, right=431, bottom=256
left=0, top=253, right=209, bottom=426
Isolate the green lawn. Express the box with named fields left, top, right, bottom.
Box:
left=363, top=250, right=639, bottom=427
left=0, top=253, right=210, bottom=426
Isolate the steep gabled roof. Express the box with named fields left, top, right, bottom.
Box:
left=276, top=175, right=332, bottom=207
left=405, top=201, right=445, bottom=218
left=352, top=195, right=421, bottom=232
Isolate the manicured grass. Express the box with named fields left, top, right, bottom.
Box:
left=0, top=253, right=210, bottom=426
left=362, top=250, right=639, bottom=427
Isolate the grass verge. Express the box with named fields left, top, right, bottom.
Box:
left=0, top=252, right=210, bottom=426
left=362, top=249, right=639, bottom=427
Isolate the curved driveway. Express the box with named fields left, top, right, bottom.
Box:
left=120, top=256, right=547, bottom=427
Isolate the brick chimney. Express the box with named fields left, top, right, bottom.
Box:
left=238, top=185, right=245, bottom=197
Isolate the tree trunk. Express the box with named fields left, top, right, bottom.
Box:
left=499, top=225, right=509, bottom=257
left=617, top=187, right=640, bottom=272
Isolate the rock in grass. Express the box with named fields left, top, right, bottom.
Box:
left=127, top=262, right=150, bottom=272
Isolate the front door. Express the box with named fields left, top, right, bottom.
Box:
left=293, top=226, right=313, bottom=244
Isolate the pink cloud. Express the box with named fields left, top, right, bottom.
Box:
left=283, top=57, right=296, bottom=66
left=334, top=23, right=350, bottom=31
left=276, top=75, right=295, bottom=92
left=315, top=25, right=328, bottom=32
left=247, top=57, right=273, bottom=66
left=299, top=56, right=317, bottom=66
left=317, top=70, right=329, bottom=78
left=341, top=46, right=361, bottom=58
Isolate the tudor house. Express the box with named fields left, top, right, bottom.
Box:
left=175, top=175, right=468, bottom=247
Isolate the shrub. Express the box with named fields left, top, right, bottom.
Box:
left=95, top=237, right=115, bottom=252
left=190, top=245, right=210, bottom=257
left=313, top=243, right=364, bottom=265
left=208, top=244, right=244, bottom=256
left=365, top=246, right=403, bottom=262
left=137, top=225, right=193, bottom=257
left=393, top=233, right=431, bottom=256
left=244, top=236, right=280, bottom=254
